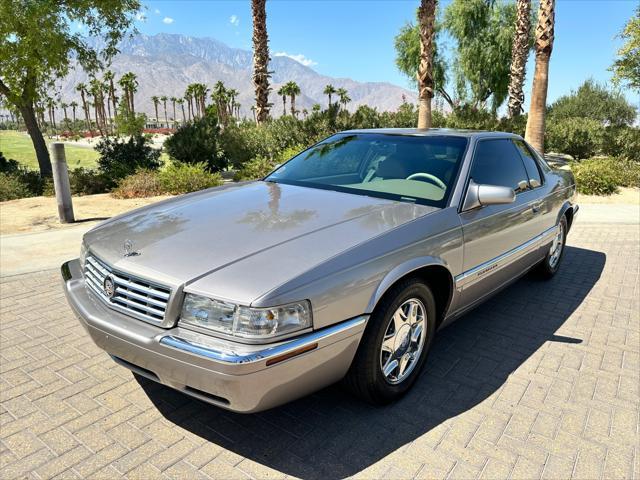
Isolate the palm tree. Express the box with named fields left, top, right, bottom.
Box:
left=525, top=0, right=555, bottom=153
left=104, top=70, right=118, bottom=127
left=507, top=0, right=532, bottom=118
left=227, top=89, right=239, bottom=118
left=69, top=101, right=78, bottom=124
left=45, top=97, right=56, bottom=133
left=250, top=105, right=257, bottom=123
left=323, top=84, right=336, bottom=107
left=170, top=96, right=178, bottom=126
left=277, top=85, right=287, bottom=116
left=161, top=95, right=169, bottom=127
left=212, top=81, right=229, bottom=122
left=76, top=83, right=91, bottom=131
left=184, top=86, right=194, bottom=120
left=337, top=88, right=351, bottom=111
left=417, top=0, right=437, bottom=129
left=89, top=78, right=107, bottom=134
left=194, top=84, right=209, bottom=117
left=286, top=81, right=301, bottom=117
left=118, top=72, right=138, bottom=114
left=177, top=98, right=186, bottom=123
left=151, top=96, right=160, bottom=123
left=61, top=102, right=69, bottom=126
left=252, top=0, right=271, bottom=123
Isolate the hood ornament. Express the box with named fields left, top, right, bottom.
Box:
left=123, top=239, right=140, bottom=257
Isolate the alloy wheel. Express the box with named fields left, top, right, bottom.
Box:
left=379, top=298, right=427, bottom=385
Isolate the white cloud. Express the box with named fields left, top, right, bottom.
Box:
left=274, top=52, right=317, bottom=67
left=163, top=16, right=174, bottom=24
left=135, top=12, right=147, bottom=21
left=154, top=8, right=160, bottom=14
left=229, top=15, right=239, bottom=27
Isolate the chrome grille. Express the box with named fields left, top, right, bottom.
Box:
left=84, top=254, right=171, bottom=325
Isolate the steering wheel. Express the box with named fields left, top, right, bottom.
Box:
left=406, top=172, right=446, bottom=189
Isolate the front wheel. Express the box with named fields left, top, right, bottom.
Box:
left=344, top=278, right=437, bottom=405
left=535, top=216, right=568, bottom=279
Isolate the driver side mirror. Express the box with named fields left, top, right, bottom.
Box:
left=463, top=180, right=516, bottom=211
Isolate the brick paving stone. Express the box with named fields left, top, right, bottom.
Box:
left=0, top=222, right=638, bottom=479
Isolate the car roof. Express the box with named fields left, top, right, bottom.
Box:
left=340, top=128, right=521, bottom=139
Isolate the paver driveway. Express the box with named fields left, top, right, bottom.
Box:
left=1, top=221, right=638, bottom=480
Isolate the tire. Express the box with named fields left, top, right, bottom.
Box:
left=535, top=216, right=568, bottom=279
left=344, top=277, right=437, bottom=405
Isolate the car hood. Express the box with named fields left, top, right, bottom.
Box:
left=85, top=181, right=438, bottom=302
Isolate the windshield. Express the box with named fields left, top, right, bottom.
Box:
left=266, top=133, right=469, bottom=207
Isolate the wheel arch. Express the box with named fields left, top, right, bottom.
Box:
left=367, top=258, right=455, bottom=327
left=557, top=201, right=576, bottom=231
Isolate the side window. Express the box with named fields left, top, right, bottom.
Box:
left=513, top=139, right=543, bottom=187
left=470, top=139, right=529, bottom=193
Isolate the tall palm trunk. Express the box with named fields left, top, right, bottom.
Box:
left=525, top=0, right=555, bottom=154
left=417, top=0, right=437, bottom=129
left=79, top=90, right=88, bottom=131
left=252, top=0, right=271, bottom=124
left=507, top=0, right=531, bottom=118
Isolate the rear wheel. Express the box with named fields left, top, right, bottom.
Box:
left=344, top=278, right=436, bottom=405
left=536, top=216, right=568, bottom=279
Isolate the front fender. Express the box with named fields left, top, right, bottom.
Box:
left=366, top=256, right=453, bottom=313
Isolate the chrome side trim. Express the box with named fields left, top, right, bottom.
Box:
left=159, top=315, right=368, bottom=365
left=456, top=225, right=557, bottom=290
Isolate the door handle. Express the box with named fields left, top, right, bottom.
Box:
left=531, top=202, right=543, bottom=213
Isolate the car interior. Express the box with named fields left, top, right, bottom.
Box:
left=269, top=134, right=468, bottom=204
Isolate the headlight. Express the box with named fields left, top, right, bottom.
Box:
left=180, top=294, right=312, bottom=340
left=79, top=242, right=87, bottom=269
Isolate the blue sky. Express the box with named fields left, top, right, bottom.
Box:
left=137, top=0, right=639, bottom=108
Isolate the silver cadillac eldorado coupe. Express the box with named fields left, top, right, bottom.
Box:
left=62, top=129, right=578, bottom=412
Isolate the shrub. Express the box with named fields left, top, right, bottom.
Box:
left=111, top=170, right=163, bottom=199
left=158, top=162, right=223, bottom=194
left=233, top=145, right=306, bottom=182
left=545, top=117, right=605, bottom=159
left=0, top=173, right=32, bottom=201
left=234, top=156, right=277, bottom=181
left=68, top=168, right=111, bottom=196
left=571, top=157, right=640, bottom=195
left=602, top=126, right=640, bottom=162
left=164, top=114, right=226, bottom=172
left=114, top=103, right=147, bottom=136
left=96, top=135, right=162, bottom=182
left=0, top=151, right=20, bottom=174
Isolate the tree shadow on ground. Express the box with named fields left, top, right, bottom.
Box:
left=136, top=246, right=605, bottom=479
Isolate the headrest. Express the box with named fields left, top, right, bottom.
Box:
left=376, top=154, right=409, bottom=179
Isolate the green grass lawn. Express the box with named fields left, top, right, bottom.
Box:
left=0, top=130, right=99, bottom=170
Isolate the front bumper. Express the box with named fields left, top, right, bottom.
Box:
left=62, top=259, right=367, bottom=412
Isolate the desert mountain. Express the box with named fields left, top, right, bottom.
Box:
left=59, top=33, right=416, bottom=119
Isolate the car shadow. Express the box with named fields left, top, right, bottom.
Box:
left=136, top=245, right=605, bottom=479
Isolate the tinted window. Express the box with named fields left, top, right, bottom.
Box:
left=470, top=139, right=529, bottom=193
left=267, top=133, right=469, bottom=207
left=513, top=139, right=543, bottom=187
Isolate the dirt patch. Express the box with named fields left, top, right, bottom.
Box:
left=0, top=194, right=171, bottom=235
left=576, top=187, right=639, bottom=205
